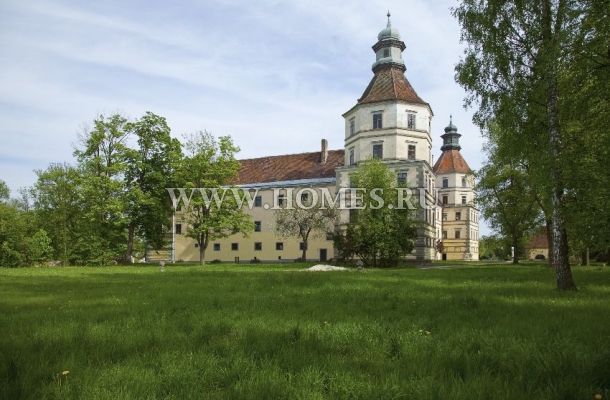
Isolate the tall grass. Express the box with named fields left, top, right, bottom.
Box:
left=1, top=264, right=609, bottom=399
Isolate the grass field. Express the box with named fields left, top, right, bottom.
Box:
left=1, top=263, right=609, bottom=399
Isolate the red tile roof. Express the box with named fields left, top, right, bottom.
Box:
left=525, top=231, right=549, bottom=249
left=433, top=149, right=472, bottom=174
left=358, top=67, right=428, bottom=105
left=236, top=150, right=344, bottom=185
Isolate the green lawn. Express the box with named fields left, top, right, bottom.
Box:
left=1, top=264, right=609, bottom=399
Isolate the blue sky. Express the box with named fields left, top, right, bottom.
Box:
left=0, top=0, right=490, bottom=233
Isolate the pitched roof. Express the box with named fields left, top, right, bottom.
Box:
left=525, top=232, right=549, bottom=249
left=236, top=150, right=344, bottom=185
left=358, top=67, right=427, bottom=105
left=433, top=149, right=472, bottom=174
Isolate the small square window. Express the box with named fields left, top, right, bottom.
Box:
left=408, top=145, right=416, bottom=160
left=383, top=49, right=390, bottom=57
left=254, top=196, right=262, bottom=207
left=254, top=242, right=262, bottom=251
left=175, top=223, right=182, bottom=234
left=301, top=192, right=309, bottom=202
left=231, top=243, right=238, bottom=251
left=373, top=113, right=383, bottom=129
left=455, top=212, right=461, bottom=221
left=276, top=242, right=283, bottom=251
left=326, top=232, right=334, bottom=241
left=397, top=172, right=407, bottom=185
left=213, top=243, right=220, bottom=251
left=407, top=113, right=416, bottom=129
left=299, top=242, right=307, bottom=251
left=254, top=221, right=261, bottom=232
left=195, top=243, right=199, bottom=248
left=373, top=143, right=383, bottom=159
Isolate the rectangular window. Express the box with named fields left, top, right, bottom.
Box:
left=442, top=195, right=448, bottom=205
left=276, top=242, right=283, bottom=251
left=455, top=212, right=461, bottom=221
left=442, top=213, right=447, bottom=221
left=301, top=192, right=309, bottom=202
left=349, top=148, right=355, bottom=165
left=373, top=113, right=383, bottom=129
left=254, top=242, right=262, bottom=251
left=462, top=177, right=468, bottom=187
left=397, top=172, right=407, bottom=185
left=373, top=143, right=383, bottom=159
left=213, top=243, right=220, bottom=251
left=455, top=230, right=461, bottom=239
left=349, top=119, right=355, bottom=136
left=349, top=208, right=357, bottom=222
left=254, top=221, right=261, bottom=232
left=299, top=242, right=306, bottom=251
left=461, top=195, right=467, bottom=205
left=407, top=113, right=416, bottom=129
left=175, top=224, right=182, bottom=234
left=443, top=178, right=449, bottom=188
left=408, top=144, right=416, bottom=160
left=231, top=243, right=238, bottom=251
left=254, top=196, right=262, bottom=207
left=442, top=231, right=447, bottom=239
left=326, top=231, right=334, bottom=241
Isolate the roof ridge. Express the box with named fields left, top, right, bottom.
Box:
left=238, top=148, right=343, bottom=162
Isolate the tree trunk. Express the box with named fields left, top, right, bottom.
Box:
left=512, top=234, right=519, bottom=264
left=544, top=218, right=554, bottom=268
left=124, top=222, right=135, bottom=263
left=199, top=245, right=206, bottom=265
left=542, top=0, right=576, bottom=290
left=301, top=241, right=307, bottom=261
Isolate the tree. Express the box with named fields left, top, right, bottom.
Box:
left=73, top=113, right=131, bottom=265
left=333, top=158, right=417, bottom=267
left=273, top=188, right=339, bottom=260
left=176, top=131, right=253, bottom=265
left=123, top=112, right=182, bottom=261
left=0, top=180, right=9, bottom=203
left=453, top=0, right=584, bottom=289
left=476, top=157, right=542, bottom=264
left=33, top=163, right=83, bottom=266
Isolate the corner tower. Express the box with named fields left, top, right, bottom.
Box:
left=336, top=13, right=438, bottom=262
left=433, top=117, right=479, bottom=260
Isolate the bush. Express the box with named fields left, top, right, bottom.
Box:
left=210, top=259, right=222, bottom=264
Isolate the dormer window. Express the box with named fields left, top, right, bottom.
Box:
left=373, top=113, right=383, bottom=129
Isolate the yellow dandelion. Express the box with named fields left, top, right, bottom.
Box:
left=425, top=331, right=431, bottom=336
left=594, top=395, right=602, bottom=400
left=61, top=371, right=70, bottom=376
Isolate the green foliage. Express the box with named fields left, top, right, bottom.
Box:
left=1, top=265, right=609, bottom=398
left=476, top=152, right=542, bottom=263
left=0, top=180, right=9, bottom=203
left=177, top=131, right=253, bottom=265
left=334, top=158, right=417, bottom=267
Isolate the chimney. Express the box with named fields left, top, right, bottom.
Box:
left=320, top=139, right=328, bottom=164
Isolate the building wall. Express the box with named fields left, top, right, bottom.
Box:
left=173, top=184, right=337, bottom=263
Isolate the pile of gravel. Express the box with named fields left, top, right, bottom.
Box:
left=307, top=264, right=348, bottom=271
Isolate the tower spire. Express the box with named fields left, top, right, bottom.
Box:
left=387, top=10, right=391, bottom=27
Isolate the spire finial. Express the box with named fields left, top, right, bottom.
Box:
left=450, top=114, right=453, bottom=124
left=387, top=10, right=391, bottom=27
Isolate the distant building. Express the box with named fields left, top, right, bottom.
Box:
left=169, top=14, right=479, bottom=263
left=525, top=232, right=549, bottom=260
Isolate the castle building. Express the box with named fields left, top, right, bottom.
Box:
left=170, top=14, right=478, bottom=263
